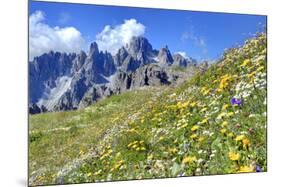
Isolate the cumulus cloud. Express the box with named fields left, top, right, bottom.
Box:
left=96, top=19, right=145, bottom=55
left=29, top=11, right=85, bottom=60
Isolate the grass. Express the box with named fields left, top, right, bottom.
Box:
left=29, top=33, right=267, bottom=186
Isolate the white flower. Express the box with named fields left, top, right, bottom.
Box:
left=197, top=158, right=204, bottom=164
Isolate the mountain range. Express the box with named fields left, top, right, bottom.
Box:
left=29, top=36, right=203, bottom=114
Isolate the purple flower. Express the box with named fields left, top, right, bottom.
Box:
left=256, top=165, right=262, bottom=172
left=231, top=97, right=242, bottom=106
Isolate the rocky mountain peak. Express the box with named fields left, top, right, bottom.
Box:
left=157, top=46, right=174, bottom=65
left=127, top=36, right=153, bottom=60
left=89, top=42, right=99, bottom=57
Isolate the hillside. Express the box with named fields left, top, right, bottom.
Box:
left=29, top=33, right=267, bottom=186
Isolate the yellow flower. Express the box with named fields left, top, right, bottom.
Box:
left=201, top=87, right=207, bottom=93
left=168, top=147, right=178, bottom=154
left=87, top=172, right=92, bottom=177
left=200, top=107, right=207, bottom=113
left=228, top=151, right=240, bottom=161
left=220, top=128, right=227, bottom=134
left=190, top=101, right=197, bottom=107
left=240, top=59, right=251, bottom=67
left=198, top=136, right=205, bottom=142
left=247, top=71, right=256, bottom=79
left=235, top=135, right=245, bottom=141
left=94, top=169, right=102, bottom=175
left=222, top=121, right=228, bottom=127
left=217, top=112, right=226, bottom=120
left=182, top=156, right=197, bottom=164
left=147, top=154, right=153, bottom=160
left=238, top=166, right=254, bottom=173
left=180, top=123, right=188, bottom=129
left=203, top=89, right=210, bottom=96
left=191, top=125, right=200, bottom=131
left=116, top=152, right=121, bottom=158
left=213, top=79, right=219, bottom=83
left=182, top=101, right=190, bottom=108
left=242, top=138, right=250, bottom=148
left=201, top=118, right=209, bottom=124
left=227, top=132, right=234, bottom=137
left=190, top=134, right=198, bottom=139
left=219, top=74, right=232, bottom=90
left=222, top=104, right=229, bottom=110
left=159, top=136, right=164, bottom=141
left=257, top=66, right=264, bottom=72
left=227, top=112, right=234, bottom=117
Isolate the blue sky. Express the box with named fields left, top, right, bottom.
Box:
left=29, top=1, right=266, bottom=61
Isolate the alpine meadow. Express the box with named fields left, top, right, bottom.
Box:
left=28, top=2, right=267, bottom=186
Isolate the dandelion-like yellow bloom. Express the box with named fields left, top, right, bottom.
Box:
left=191, top=125, right=200, bottom=131
left=219, top=74, right=232, bottom=90
left=201, top=118, right=209, bottom=124
left=147, top=154, right=153, bottom=160
left=190, top=134, right=198, bottom=139
left=240, top=59, right=251, bottom=67
left=182, top=156, right=197, bottom=164
left=235, top=135, right=245, bottom=141
left=247, top=71, right=256, bottom=79
left=190, top=101, right=197, bottom=107
left=203, top=89, right=210, bottom=96
left=257, top=66, right=264, bottom=72
left=222, top=104, right=229, bottom=110
left=168, top=147, right=178, bottom=154
left=227, top=112, right=234, bottom=117
left=222, top=121, right=228, bottom=127
left=180, top=123, right=188, bottom=129
left=198, top=136, right=205, bottom=142
left=220, top=128, right=227, bottom=134
left=238, top=166, right=254, bottom=173
left=228, top=151, right=240, bottom=161
left=242, top=138, right=250, bottom=148
left=227, top=132, right=234, bottom=137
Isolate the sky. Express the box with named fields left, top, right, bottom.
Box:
left=29, top=1, right=266, bottom=61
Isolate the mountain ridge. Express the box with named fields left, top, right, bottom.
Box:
left=29, top=36, right=199, bottom=113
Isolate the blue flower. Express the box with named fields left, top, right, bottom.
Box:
left=231, top=97, right=242, bottom=106
left=256, top=165, right=262, bottom=172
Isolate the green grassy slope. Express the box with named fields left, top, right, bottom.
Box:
left=29, top=33, right=267, bottom=186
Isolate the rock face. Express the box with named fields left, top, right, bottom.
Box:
left=29, top=36, right=199, bottom=113
left=157, top=46, right=174, bottom=66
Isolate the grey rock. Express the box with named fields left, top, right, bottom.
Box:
left=157, top=46, right=174, bottom=66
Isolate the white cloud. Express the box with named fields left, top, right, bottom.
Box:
left=96, top=19, right=145, bottom=55
left=29, top=10, right=85, bottom=60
